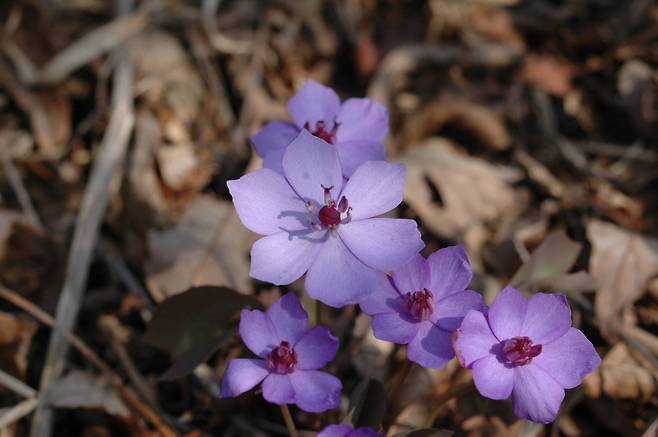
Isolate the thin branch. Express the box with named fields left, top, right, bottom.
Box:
left=0, top=284, right=177, bottom=437
left=0, top=397, right=38, bottom=429
left=0, top=368, right=36, bottom=399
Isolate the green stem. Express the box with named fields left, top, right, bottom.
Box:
left=279, top=404, right=298, bottom=437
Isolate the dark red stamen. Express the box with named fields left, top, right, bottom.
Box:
left=304, top=121, right=338, bottom=144
left=266, top=341, right=298, bottom=374
left=405, top=288, right=434, bottom=320
left=317, top=185, right=350, bottom=228
left=502, top=336, right=542, bottom=366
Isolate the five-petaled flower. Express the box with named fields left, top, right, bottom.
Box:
left=359, top=246, right=484, bottom=369
left=227, top=130, right=424, bottom=307
left=318, top=424, right=383, bottom=437
left=221, top=293, right=342, bottom=412
left=251, top=80, right=388, bottom=177
left=453, top=286, right=601, bottom=423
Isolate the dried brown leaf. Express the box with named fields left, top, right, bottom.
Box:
left=401, top=139, right=519, bottom=247
left=44, top=370, right=129, bottom=417
left=583, top=343, right=655, bottom=402
left=146, top=195, right=253, bottom=301
left=588, top=220, right=658, bottom=336
left=519, top=54, right=573, bottom=97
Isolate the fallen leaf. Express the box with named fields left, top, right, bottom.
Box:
left=587, top=220, right=658, bottom=336
left=519, top=54, right=573, bottom=96
left=44, top=370, right=129, bottom=417
left=394, top=429, right=453, bottom=437
left=511, top=230, right=595, bottom=293
left=401, top=139, right=519, bottom=248
left=401, top=99, right=510, bottom=151
left=145, top=286, right=260, bottom=379
left=583, top=343, right=655, bottom=402
left=146, top=195, right=253, bottom=300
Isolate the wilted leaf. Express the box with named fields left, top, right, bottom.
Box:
left=583, top=343, right=655, bottom=402
left=588, top=220, right=658, bottom=336
left=346, top=378, right=387, bottom=430
left=511, top=230, right=595, bottom=293
left=145, top=286, right=259, bottom=378
left=146, top=195, right=253, bottom=300
left=44, top=371, right=129, bottom=417
left=401, top=139, right=519, bottom=246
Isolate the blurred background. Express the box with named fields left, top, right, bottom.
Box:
left=0, top=0, right=657, bottom=435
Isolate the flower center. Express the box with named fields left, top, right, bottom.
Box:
left=312, top=185, right=351, bottom=229
left=266, top=341, right=298, bottom=374
left=305, top=120, right=338, bottom=144
left=405, top=288, right=434, bottom=321
left=502, top=336, right=542, bottom=366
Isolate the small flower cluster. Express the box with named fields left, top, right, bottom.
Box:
left=223, top=80, right=600, bottom=428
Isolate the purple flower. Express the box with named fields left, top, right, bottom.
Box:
left=453, top=286, right=601, bottom=423
left=251, top=80, right=387, bottom=177
left=359, top=246, right=484, bottom=369
left=228, top=130, right=424, bottom=307
left=318, top=424, right=383, bottom=437
left=221, top=293, right=342, bottom=412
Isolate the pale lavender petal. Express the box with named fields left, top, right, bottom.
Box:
left=306, top=233, right=378, bottom=307
left=432, top=290, right=484, bottom=332
left=239, top=308, right=277, bottom=357
left=359, top=274, right=404, bottom=315
left=288, top=80, right=341, bottom=130
left=220, top=359, right=269, bottom=398
left=282, top=130, right=344, bottom=206
left=294, top=326, right=339, bottom=370
left=512, top=364, right=565, bottom=423
left=250, top=231, right=323, bottom=285
left=521, top=293, right=571, bottom=345
left=371, top=311, right=419, bottom=344
left=318, top=424, right=353, bottom=437
left=488, top=286, right=527, bottom=341
left=407, top=322, right=454, bottom=369
left=289, top=370, right=342, bottom=412
left=227, top=169, right=307, bottom=235
left=336, top=98, right=389, bottom=143
left=251, top=121, right=299, bottom=157
left=471, top=355, right=514, bottom=400
left=266, top=293, right=308, bottom=345
left=335, top=139, right=386, bottom=178
left=262, top=373, right=295, bottom=405
left=338, top=218, right=424, bottom=272
left=427, top=246, right=472, bottom=301
left=339, top=161, right=404, bottom=221
left=453, top=310, right=498, bottom=368
left=262, top=148, right=286, bottom=175
left=392, top=254, right=431, bottom=294
left=532, top=328, right=601, bottom=389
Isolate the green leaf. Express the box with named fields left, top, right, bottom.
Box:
left=345, top=378, right=387, bottom=430
left=144, top=286, right=260, bottom=378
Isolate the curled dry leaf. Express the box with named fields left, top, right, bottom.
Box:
left=146, top=195, right=253, bottom=301
left=587, top=219, right=658, bottom=337
left=511, top=229, right=595, bottom=294
left=44, top=370, right=129, bottom=417
left=583, top=343, right=655, bottom=402
left=401, top=98, right=510, bottom=151
left=401, top=139, right=519, bottom=248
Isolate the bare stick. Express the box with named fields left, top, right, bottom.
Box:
left=29, top=12, right=136, bottom=434
left=0, top=285, right=176, bottom=437
left=0, top=368, right=36, bottom=399
left=0, top=397, right=38, bottom=429
left=279, top=404, right=298, bottom=437
left=0, top=134, right=43, bottom=229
